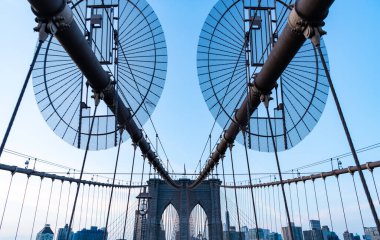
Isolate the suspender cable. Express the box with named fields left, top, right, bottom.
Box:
left=0, top=172, right=14, bottom=231
left=288, top=183, right=295, bottom=223
left=54, top=180, right=64, bottom=237
left=221, top=155, right=231, bottom=240
left=66, top=104, right=98, bottom=240
left=91, top=181, right=96, bottom=226
left=30, top=177, right=43, bottom=240
left=0, top=40, right=44, bottom=158
left=95, top=184, right=100, bottom=227
left=45, top=179, right=54, bottom=224
left=316, top=44, right=380, bottom=231
left=312, top=180, right=321, bottom=222
left=272, top=185, right=278, bottom=233
left=228, top=144, right=243, bottom=240
left=104, top=130, right=123, bottom=240
left=122, top=143, right=137, bottom=239
left=350, top=171, right=365, bottom=232
left=64, top=182, right=72, bottom=225
left=15, top=175, right=30, bottom=239
left=336, top=175, right=349, bottom=231
left=268, top=186, right=273, bottom=232
left=276, top=184, right=283, bottom=228
left=265, top=97, right=294, bottom=240
left=295, top=183, right=303, bottom=229
left=242, top=131, right=260, bottom=239
left=369, top=168, right=380, bottom=206
left=303, top=181, right=311, bottom=227
left=78, top=184, right=85, bottom=229
left=84, top=183, right=91, bottom=227
left=323, top=177, right=334, bottom=231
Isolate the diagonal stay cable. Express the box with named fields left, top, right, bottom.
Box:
left=104, top=130, right=123, bottom=240
left=264, top=96, right=294, bottom=240
left=0, top=40, right=43, bottom=158
left=66, top=102, right=98, bottom=240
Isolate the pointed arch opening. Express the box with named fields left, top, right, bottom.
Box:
left=189, top=203, right=209, bottom=239
left=160, top=203, right=179, bottom=240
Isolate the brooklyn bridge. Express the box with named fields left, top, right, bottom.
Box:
left=0, top=0, right=379, bottom=240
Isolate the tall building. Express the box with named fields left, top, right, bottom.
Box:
left=282, top=222, right=303, bottom=240
left=36, top=224, right=54, bottom=240
left=57, top=224, right=73, bottom=240
left=310, top=220, right=321, bottom=230
left=343, top=231, right=354, bottom=240
left=222, top=225, right=246, bottom=240
left=364, top=227, right=380, bottom=240
left=72, top=226, right=107, bottom=240
left=303, top=220, right=323, bottom=240
left=303, top=230, right=323, bottom=240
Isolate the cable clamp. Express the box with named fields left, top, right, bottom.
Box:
left=288, top=7, right=326, bottom=46
left=91, top=90, right=103, bottom=106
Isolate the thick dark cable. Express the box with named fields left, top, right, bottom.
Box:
left=265, top=103, right=294, bottom=240
left=0, top=173, right=14, bottom=230
left=122, top=143, right=137, bottom=239
left=30, top=177, right=43, bottom=240
left=323, top=178, right=334, bottom=231
left=336, top=176, right=349, bottom=231
left=66, top=104, right=98, bottom=240
left=228, top=145, right=243, bottom=240
left=0, top=41, right=43, bottom=158
left=104, top=132, right=123, bottom=240
left=242, top=131, right=260, bottom=239
left=317, top=44, right=380, bottom=231
left=15, top=175, right=30, bottom=239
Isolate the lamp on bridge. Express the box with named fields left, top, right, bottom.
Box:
left=137, top=187, right=152, bottom=216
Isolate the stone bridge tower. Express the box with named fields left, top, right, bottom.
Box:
left=145, top=178, right=223, bottom=240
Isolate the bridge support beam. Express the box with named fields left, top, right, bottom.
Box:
left=146, top=178, right=222, bottom=240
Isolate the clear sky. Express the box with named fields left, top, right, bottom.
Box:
left=0, top=0, right=380, bottom=238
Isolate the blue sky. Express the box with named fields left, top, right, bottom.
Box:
left=0, top=0, right=380, bottom=238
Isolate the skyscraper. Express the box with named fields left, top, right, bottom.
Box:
left=282, top=222, right=303, bottom=240
left=72, top=226, right=107, bottom=240
left=36, top=224, right=54, bottom=240
left=57, top=224, right=74, bottom=240
left=310, top=220, right=321, bottom=230
left=303, top=220, right=323, bottom=240
left=343, top=231, right=355, bottom=240
left=364, top=227, right=380, bottom=240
